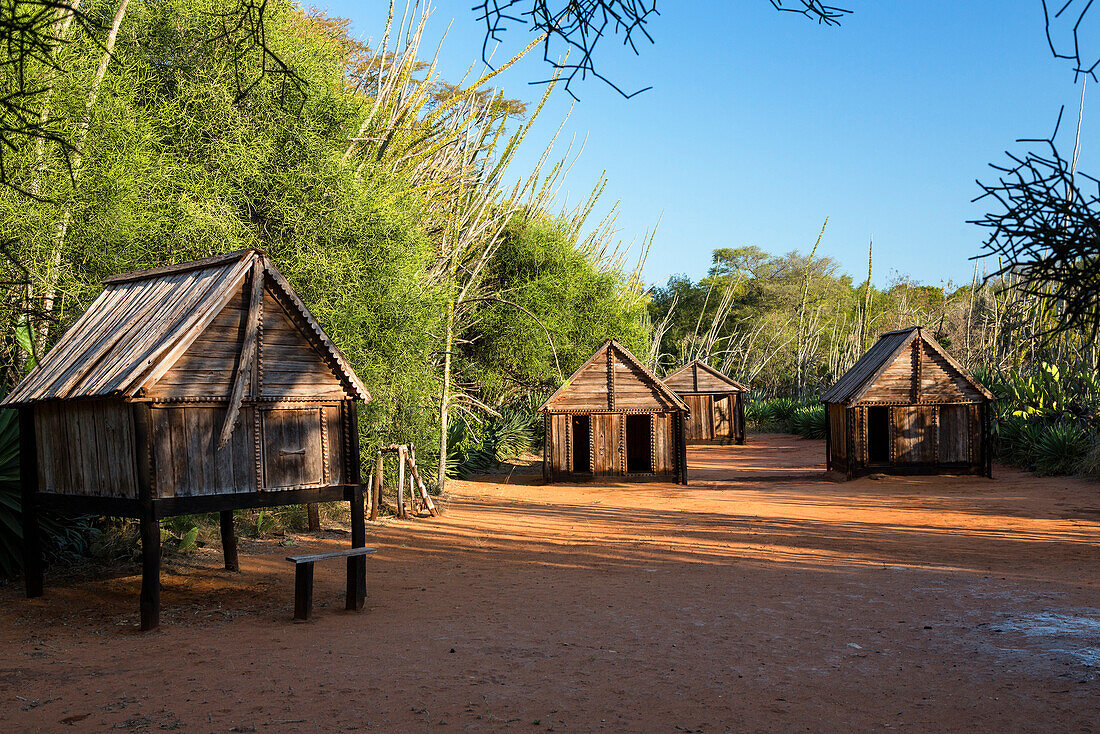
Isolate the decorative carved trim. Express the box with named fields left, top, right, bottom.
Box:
left=320, top=406, right=329, bottom=486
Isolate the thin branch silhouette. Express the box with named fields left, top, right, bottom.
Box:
left=473, top=1, right=850, bottom=99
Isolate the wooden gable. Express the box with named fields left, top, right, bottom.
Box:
left=918, top=340, right=987, bottom=403
left=145, top=273, right=351, bottom=401
left=839, top=327, right=992, bottom=406
left=4, top=249, right=369, bottom=406
left=663, top=360, right=746, bottom=394
left=541, top=341, right=687, bottom=413
left=260, top=287, right=347, bottom=399
left=146, top=281, right=250, bottom=399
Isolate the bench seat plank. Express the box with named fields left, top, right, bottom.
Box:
left=286, top=546, right=377, bottom=564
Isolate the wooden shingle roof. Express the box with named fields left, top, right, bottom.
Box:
left=4, top=249, right=369, bottom=404
left=663, top=359, right=747, bottom=394
left=822, top=326, right=993, bottom=405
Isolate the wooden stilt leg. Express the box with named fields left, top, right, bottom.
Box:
left=220, top=510, right=239, bottom=572
left=347, top=485, right=366, bottom=611
left=19, top=407, right=42, bottom=599
left=306, top=503, right=320, bottom=532
left=139, top=512, right=161, bottom=631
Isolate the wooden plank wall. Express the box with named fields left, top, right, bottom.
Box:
left=263, top=407, right=324, bottom=488
left=592, top=414, right=619, bottom=474
left=261, top=291, right=347, bottom=399
left=612, top=357, right=672, bottom=410
left=550, top=414, right=570, bottom=473
left=694, top=370, right=735, bottom=392
left=35, top=400, right=138, bottom=498
left=653, top=413, right=672, bottom=473
left=548, top=359, right=610, bottom=411
left=150, top=405, right=254, bottom=497
left=544, top=411, right=679, bottom=478
left=324, top=403, right=345, bottom=484
left=684, top=395, right=712, bottom=440
left=828, top=404, right=847, bottom=461
left=852, top=407, right=866, bottom=464
left=937, top=404, right=969, bottom=463
left=861, top=345, right=916, bottom=402
left=147, top=288, right=248, bottom=399
left=892, top=406, right=937, bottom=463
left=920, top=342, right=984, bottom=402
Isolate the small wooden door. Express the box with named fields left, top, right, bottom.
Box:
left=684, top=395, right=712, bottom=440
left=937, top=404, right=970, bottom=463
left=713, top=396, right=731, bottom=439
left=263, top=408, right=324, bottom=488
left=591, top=414, right=619, bottom=474
left=893, top=406, right=935, bottom=463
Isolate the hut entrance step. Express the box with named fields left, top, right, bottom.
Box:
left=286, top=546, right=377, bottom=620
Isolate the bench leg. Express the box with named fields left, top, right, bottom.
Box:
left=347, top=485, right=366, bottom=611
left=294, top=562, right=314, bottom=621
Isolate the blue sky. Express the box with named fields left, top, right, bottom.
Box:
left=318, top=1, right=1090, bottom=290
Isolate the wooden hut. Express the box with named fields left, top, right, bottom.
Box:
left=4, top=249, right=371, bottom=629
left=662, top=360, right=747, bottom=445
left=822, top=327, right=994, bottom=479
left=539, top=340, right=690, bottom=484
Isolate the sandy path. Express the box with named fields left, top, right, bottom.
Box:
left=0, top=434, right=1098, bottom=732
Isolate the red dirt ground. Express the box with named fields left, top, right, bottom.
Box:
left=1, top=433, right=1098, bottom=732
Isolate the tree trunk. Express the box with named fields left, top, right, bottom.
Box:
left=436, top=298, right=454, bottom=491
left=37, top=0, right=131, bottom=352
left=29, top=2, right=78, bottom=198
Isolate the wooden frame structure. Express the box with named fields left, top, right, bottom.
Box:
left=4, top=249, right=371, bottom=630
left=662, top=360, right=747, bottom=445
left=822, top=327, right=994, bottom=479
left=539, top=340, right=690, bottom=484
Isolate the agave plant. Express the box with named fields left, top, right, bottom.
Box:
left=1033, top=422, right=1093, bottom=476
left=791, top=404, right=827, bottom=440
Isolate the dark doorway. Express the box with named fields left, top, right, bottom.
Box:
left=867, top=406, right=890, bottom=463
left=625, top=414, right=653, bottom=472
left=571, top=415, right=591, bottom=473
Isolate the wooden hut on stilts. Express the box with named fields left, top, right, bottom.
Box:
left=822, top=326, right=994, bottom=479
left=4, top=249, right=371, bottom=630
left=662, top=360, right=747, bottom=445
left=539, top=340, right=690, bottom=484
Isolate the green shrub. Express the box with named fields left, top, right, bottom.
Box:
left=791, top=404, right=827, bottom=440
left=446, top=399, right=543, bottom=479
left=747, top=395, right=823, bottom=435
left=1034, top=422, right=1093, bottom=476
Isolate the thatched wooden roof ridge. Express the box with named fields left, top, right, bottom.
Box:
left=822, top=326, right=993, bottom=406
left=4, top=249, right=369, bottom=404
left=539, top=340, right=689, bottom=413
left=663, top=359, right=747, bottom=393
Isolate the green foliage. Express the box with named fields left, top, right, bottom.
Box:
left=446, top=399, right=543, bottom=478
left=460, top=213, right=651, bottom=403
left=746, top=395, right=822, bottom=436
left=1033, top=423, right=1093, bottom=476
left=985, top=362, right=1099, bottom=476
left=251, top=510, right=276, bottom=538
left=790, top=404, right=827, bottom=440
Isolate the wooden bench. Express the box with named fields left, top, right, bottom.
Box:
left=286, top=547, right=377, bottom=620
